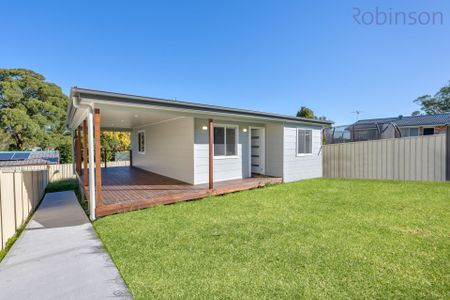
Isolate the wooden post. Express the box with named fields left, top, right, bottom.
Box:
left=83, top=120, right=88, bottom=186
left=94, top=108, right=103, bottom=204
left=75, top=128, right=82, bottom=176
left=129, top=149, right=133, bottom=167
left=104, top=148, right=107, bottom=169
left=208, top=118, right=214, bottom=190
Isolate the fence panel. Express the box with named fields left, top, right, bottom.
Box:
left=0, top=169, right=49, bottom=250
left=323, top=134, right=447, bottom=182
left=1, top=161, right=130, bottom=183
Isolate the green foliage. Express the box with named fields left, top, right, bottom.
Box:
left=296, top=106, right=315, bottom=118
left=413, top=81, right=450, bottom=115
left=0, top=68, right=71, bottom=162
left=101, top=131, right=131, bottom=161
left=95, top=179, right=450, bottom=299
left=296, top=106, right=329, bottom=121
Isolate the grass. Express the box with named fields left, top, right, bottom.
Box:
left=0, top=215, right=31, bottom=262
left=94, top=179, right=450, bottom=299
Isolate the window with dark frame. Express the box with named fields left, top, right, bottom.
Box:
left=297, top=129, right=312, bottom=155
left=423, top=128, right=435, bottom=135
left=213, top=125, right=237, bottom=157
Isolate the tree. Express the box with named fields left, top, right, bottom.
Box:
left=0, top=68, right=71, bottom=162
left=413, top=81, right=450, bottom=115
left=297, top=106, right=315, bottom=119
left=101, top=131, right=131, bottom=161
left=296, top=106, right=329, bottom=121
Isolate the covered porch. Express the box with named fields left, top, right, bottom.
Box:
left=82, top=166, right=281, bottom=217
left=68, top=87, right=283, bottom=219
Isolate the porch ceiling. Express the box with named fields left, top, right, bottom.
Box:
left=95, top=103, right=184, bottom=130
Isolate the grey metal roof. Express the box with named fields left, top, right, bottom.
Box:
left=70, top=87, right=333, bottom=126
left=354, top=113, right=450, bottom=127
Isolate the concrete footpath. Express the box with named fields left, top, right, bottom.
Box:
left=0, top=191, right=132, bottom=300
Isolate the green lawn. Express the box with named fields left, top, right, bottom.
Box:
left=94, top=179, right=450, bottom=299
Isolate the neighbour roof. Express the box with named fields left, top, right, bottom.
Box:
left=354, top=113, right=450, bottom=127
left=70, top=87, right=333, bottom=126
left=0, top=151, right=59, bottom=167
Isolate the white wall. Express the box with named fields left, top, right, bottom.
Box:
left=194, top=118, right=265, bottom=184
left=283, top=123, right=323, bottom=182
left=131, top=117, right=194, bottom=184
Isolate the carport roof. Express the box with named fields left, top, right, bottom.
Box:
left=68, top=87, right=333, bottom=127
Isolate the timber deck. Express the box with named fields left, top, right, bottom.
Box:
left=81, top=166, right=281, bottom=217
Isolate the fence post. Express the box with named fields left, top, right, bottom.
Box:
left=104, top=148, right=107, bottom=169
left=446, top=126, right=450, bottom=181
left=129, top=150, right=133, bottom=167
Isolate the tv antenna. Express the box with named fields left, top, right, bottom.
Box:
left=351, top=110, right=363, bottom=120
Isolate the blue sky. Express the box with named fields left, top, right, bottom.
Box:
left=1, top=0, right=449, bottom=125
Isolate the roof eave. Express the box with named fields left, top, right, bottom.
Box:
left=71, top=87, right=333, bottom=126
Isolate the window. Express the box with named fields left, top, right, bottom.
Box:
left=423, top=128, right=435, bottom=135
left=400, top=127, right=419, bottom=137
left=214, top=125, right=237, bottom=157
left=138, top=130, right=145, bottom=153
left=297, top=129, right=312, bottom=155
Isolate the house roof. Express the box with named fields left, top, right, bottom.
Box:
left=69, top=87, right=333, bottom=126
left=0, top=150, right=59, bottom=167
left=354, top=113, right=450, bottom=127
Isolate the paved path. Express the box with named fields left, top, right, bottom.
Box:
left=0, top=191, right=132, bottom=300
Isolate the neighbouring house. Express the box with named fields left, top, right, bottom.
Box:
left=67, top=87, right=332, bottom=219
left=353, top=113, right=449, bottom=138
left=0, top=150, right=60, bottom=168
left=326, top=113, right=449, bottom=144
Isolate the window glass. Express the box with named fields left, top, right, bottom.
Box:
left=400, top=128, right=409, bottom=137
left=226, top=128, right=236, bottom=156
left=305, top=130, right=312, bottom=153
left=297, top=129, right=312, bottom=155
left=213, top=127, right=225, bottom=156
left=409, top=128, right=419, bottom=136
left=214, top=126, right=237, bottom=157
left=138, top=131, right=145, bottom=153
left=423, top=128, right=434, bottom=135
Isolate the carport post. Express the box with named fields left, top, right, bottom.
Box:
left=83, top=120, right=88, bottom=186
left=94, top=108, right=103, bottom=204
left=87, top=109, right=96, bottom=220
left=209, top=118, right=214, bottom=190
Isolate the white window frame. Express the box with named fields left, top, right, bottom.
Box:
left=296, top=128, right=313, bottom=156
left=399, top=127, right=419, bottom=137
left=137, top=130, right=146, bottom=154
left=213, top=124, right=239, bottom=159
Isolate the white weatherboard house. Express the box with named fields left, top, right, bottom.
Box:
left=68, top=88, right=331, bottom=219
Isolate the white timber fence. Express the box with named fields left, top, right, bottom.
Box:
left=0, top=169, right=48, bottom=250
left=323, top=134, right=448, bottom=182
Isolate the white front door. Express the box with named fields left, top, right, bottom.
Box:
left=250, top=128, right=265, bottom=175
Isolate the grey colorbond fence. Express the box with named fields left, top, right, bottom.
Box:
left=323, top=134, right=447, bottom=182
left=0, top=169, right=48, bottom=250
